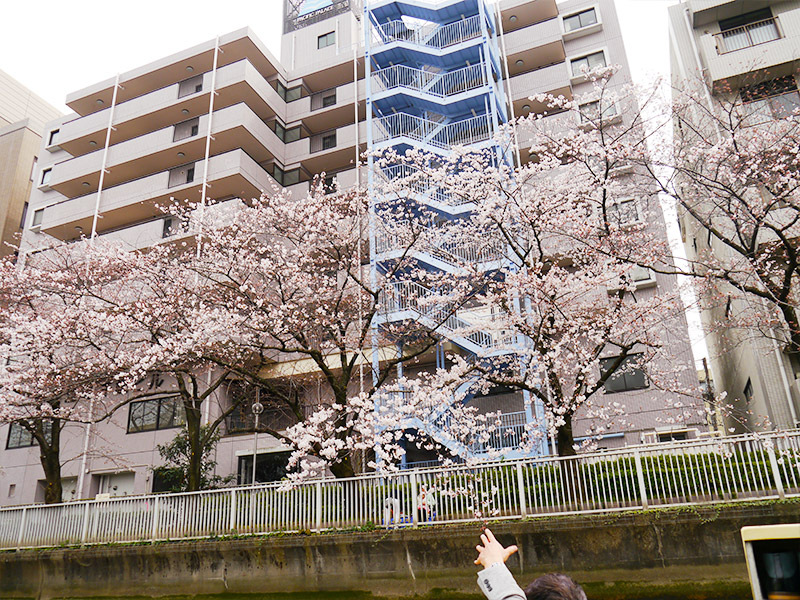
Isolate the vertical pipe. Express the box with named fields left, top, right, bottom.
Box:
left=197, top=35, right=221, bottom=260
left=90, top=74, right=121, bottom=240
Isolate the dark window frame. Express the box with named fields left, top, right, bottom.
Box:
left=127, top=396, right=185, bottom=433
left=601, top=354, right=648, bottom=393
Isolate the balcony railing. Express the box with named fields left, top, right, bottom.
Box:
left=372, top=64, right=488, bottom=98
left=375, top=14, right=482, bottom=50
left=1, top=430, right=798, bottom=549
left=373, top=112, right=492, bottom=150
left=714, top=17, right=781, bottom=54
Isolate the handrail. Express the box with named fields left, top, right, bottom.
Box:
left=1, top=430, right=798, bottom=549
left=714, top=17, right=781, bottom=54
left=372, top=63, right=487, bottom=98
left=375, top=14, right=482, bottom=50
left=373, top=112, right=492, bottom=150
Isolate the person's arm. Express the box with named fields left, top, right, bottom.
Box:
left=474, top=528, right=525, bottom=600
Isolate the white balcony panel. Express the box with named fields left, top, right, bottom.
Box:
left=509, top=62, right=570, bottom=101
left=57, top=60, right=286, bottom=155
left=503, top=17, right=562, bottom=56
left=49, top=103, right=281, bottom=195
left=40, top=149, right=273, bottom=238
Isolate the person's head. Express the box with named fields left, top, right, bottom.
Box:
left=524, top=573, right=587, bottom=600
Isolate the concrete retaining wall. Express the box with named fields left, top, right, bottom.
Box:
left=2, top=500, right=799, bottom=600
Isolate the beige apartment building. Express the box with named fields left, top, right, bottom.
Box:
left=669, top=0, right=800, bottom=432
left=0, top=70, right=61, bottom=259
left=0, top=0, right=702, bottom=506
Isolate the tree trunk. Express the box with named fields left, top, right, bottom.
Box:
left=329, top=456, right=356, bottom=479
left=39, top=422, right=62, bottom=504
left=185, top=404, right=203, bottom=492
left=557, top=413, right=577, bottom=457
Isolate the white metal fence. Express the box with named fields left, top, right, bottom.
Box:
left=1, top=431, right=799, bottom=550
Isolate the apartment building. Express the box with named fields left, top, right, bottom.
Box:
left=0, top=70, right=61, bottom=259
left=0, top=0, right=701, bottom=505
left=669, top=0, right=800, bottom=432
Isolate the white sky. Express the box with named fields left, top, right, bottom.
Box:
left=1, top=0, right=674, bottom=112
left=1, top=0, right=706, bottom=361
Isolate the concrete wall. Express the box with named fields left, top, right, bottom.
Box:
left=1, top=501, right=797, bottom=600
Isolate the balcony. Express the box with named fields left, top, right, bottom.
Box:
left=713, top=17, right=781, bottom=54
left=57, top=59, right=285, bottom=158
left=48, top=103, right=282, bottom=200
left=38, top=149, right=273, bottom=241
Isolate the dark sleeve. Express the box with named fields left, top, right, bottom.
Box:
left=476, top=562, right=526, bottom=600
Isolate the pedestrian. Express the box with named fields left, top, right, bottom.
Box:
left=474, top=528, right=586, bottom=600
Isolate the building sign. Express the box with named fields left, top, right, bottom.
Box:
left=284, top=0, right=355, bottom=33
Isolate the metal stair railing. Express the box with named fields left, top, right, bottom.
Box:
left=375, top=15, right=482, bottom=50
left=376, top=165, right=468, bottom=208
left=374, top=220, right=504, bottom=267
left=372, top=64, right=487, bottom=98
left=380, top=280, right=495, bottom=349
left=373, top=112, right=493, bottom=150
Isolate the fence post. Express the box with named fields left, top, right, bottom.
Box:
left=80, top=500, right=91, bottom=546
left=766, top=444, right=786, bottom=500
left=315, top=481, right=323, bottom=532
left=633, top=450, right=648, bottom=509
left=516, top=463, right=527, bottom=518
left=15, top=507, right=27, bottom=551
left=410, top=471, right=419, bottom=527
left=229, top=489, right=237, bottom=533
left=150, top=496, right=161, bottom=543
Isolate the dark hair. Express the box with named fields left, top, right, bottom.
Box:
left=524, top=573, right=587, bottom=600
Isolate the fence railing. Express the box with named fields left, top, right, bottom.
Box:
left=714, top=17, right=781, bottom=54
left=2, top=431, right=798, bottom=550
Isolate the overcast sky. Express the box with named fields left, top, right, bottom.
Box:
left=1, top=0, right=674, bottom=112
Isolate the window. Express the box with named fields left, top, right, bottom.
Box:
left=19, top=202, right=28, bottom=229
left=272, top=120, right=302, bottom=143
left=744, top=378, right=754, bottom=404
left=6, top=423, right=35, bottom=449
left=321, top=133, right=337, bottom=150
left=237, top=451, right=291, bottom=485
left=173, top=118, right=200, bottom=142
left=323, top=175, right=336, bottom=194
left=570, top=51, right=606, bottom=78
left=178, top=75, right=203, bottom=98
left=317, top=31, right=335, bottom=49
left=31, top=208, right=44, bottom=228
left=629, top=265, right=656, bottom=288
left=127, top=397, right=184, bottom=433
left=601, top=354, right=648, bottom=393
left=322, top=93, right=336, bottom=108
left=270, top=164, right=301, bottom=187
left=608, top=198, right=640, bottom=226
left=657, top=430, right=688, bottom=442
left=579, top=100, right=618, bottom=123
left=6, top=420, right=52, bottom=449
left=48, top=129, right=59, bottom=146
left=40, top=168, right=52, bottom=186
left=276, top=81, right=303, bottom=102
left=186, top=167, right=195, bottom=183
left=740, top=76, right=800, bottom=124
left=564, top=8, right=597, bottom=32
left=717, top=8, right=779, bottom=54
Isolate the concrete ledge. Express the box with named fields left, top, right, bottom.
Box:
left=1, top=500, right=798, bottom=600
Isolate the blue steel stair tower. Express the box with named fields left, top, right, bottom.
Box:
left=364, top=0, right=545, bottom=464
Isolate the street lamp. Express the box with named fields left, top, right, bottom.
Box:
left=251, top=389, right=264, bottom=486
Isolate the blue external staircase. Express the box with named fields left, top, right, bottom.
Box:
left=365, top=0, right=544, bottom=463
